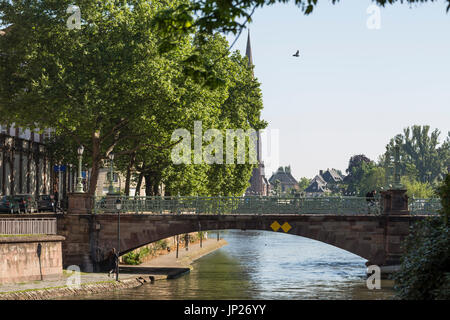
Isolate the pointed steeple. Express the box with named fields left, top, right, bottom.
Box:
left=245, top=29, right=262, bottom=163
left=245, top=29, right=253, bottom=68
left=245, top=29, right=260, bottom=163
left=244, top=29, right=268, bottom=196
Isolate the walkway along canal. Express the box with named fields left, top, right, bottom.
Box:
left=0, top=237, right=227, bottom=300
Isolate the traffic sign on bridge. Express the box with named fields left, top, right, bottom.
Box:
left=53, top=165, right=67, bottom=172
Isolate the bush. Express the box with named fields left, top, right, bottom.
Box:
left=393, top=174, right=450, bottom=299
left=122, top=251, right=141, bottom=265
left=122, top=247, right=151, bottom=265
left=438, top=173, right=450, bottom=226
left=156, top=240, right=168, bottom=250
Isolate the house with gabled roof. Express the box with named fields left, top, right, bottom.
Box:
left=268, top=166, right=298, bottom=193
left=304, top=168, right=344, bottom=194
left=321, top=168, right=344, bottom=184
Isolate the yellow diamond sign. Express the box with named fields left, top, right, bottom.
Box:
left=270, top=221, right=281, bottom=232
left=281, top=222, right=292, bottom=233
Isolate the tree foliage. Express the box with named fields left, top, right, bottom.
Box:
left=401, top=176, right=435, bottom=199
left=115, top=36, right=266, bottom=196
left=439, top=173, right=450, bottom=226
left=153, top=0, right=450, bottom=38
left=0, top=0, right=266, bottom=196
left=393, top=217, right=450, bottom=299
left=1, top=0, right=192, bottom=194
left=298, top=177, right=310, bottom=192
left=343, top=154, right=380, bottom=196
left=393, top=175, right=450, bottom=300
left=342, top=126, right=449, bottom=197
left=384, top=125, right=449, bottom=186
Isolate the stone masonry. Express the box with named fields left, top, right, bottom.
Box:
left=0, top=235, right=65, bottom=284
left=56, top=213, right=424, bottom=273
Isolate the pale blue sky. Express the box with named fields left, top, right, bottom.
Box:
left=227, top=0, right=450, bottom=180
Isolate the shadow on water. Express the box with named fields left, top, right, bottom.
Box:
left=62, top=230, right=395, bottom=300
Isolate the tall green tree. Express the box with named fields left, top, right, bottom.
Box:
left=343, top=154, right=386, bottom=196
left=110, top=33, right=265, bottom=197
left=344, top=154, right=373, bottom=195
left=359, top=166, right=385, bottom=196
left=0, top=0, right=265, bottom=197
left=384, top=126, right=449, bottom=186
left=0, top=0, right=193, bottom=195
left=149, top=38, right=266, bottom=196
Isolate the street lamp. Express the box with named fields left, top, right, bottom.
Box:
left=393, top=136, right=405, bottom=190
left=68, top=164, right=73, bottom=192
left=75, top=145, right=84, bottom=193
left=108, top=152, right=115, bottom=195
left=115, top=198, right=122, bottom=282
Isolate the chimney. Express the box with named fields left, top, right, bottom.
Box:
left=319, top=170, right=323, bottom=176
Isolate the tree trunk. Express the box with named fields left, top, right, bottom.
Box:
left=88, top=130, right=102, bottom=197
left=124, top=152, right=136, bottom=196
left=144, top=174, right=152, bottom=196
left=153, top=179, right=160, bottom=196
left=144, top=172, right=163, bottom=196
left=135, top=172, right=144, bottom=196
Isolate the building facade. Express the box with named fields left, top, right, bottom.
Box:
left=0, top=125, right=54, bottom=197
left=304, top=168, right=344, bottom=195
left=268, top=166, right=298, bottom=194
left=0, top=123, right=149, bottom=199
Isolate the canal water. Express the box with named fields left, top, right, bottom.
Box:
left=69, top=230, right=395, bottom=300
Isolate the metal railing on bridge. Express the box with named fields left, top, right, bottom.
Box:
left=0, top=218, right=57, bottom=235
left=409, top=198, right=442, bottom=215
left=92, top=196, right=386, bottom=215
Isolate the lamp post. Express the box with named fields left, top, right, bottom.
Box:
left=115, top=198, right=122, bottom=282
left=393, top=136, right=404, bottom=190
left=75, top=145, right=84, bottom=193
left=108, top=153, right=115, bottom=195
left=68, top=164, right=73, bottom=192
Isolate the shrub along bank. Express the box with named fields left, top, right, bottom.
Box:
left=122, top=232, right=207, bottom=265
left=393, top=174, right=450, bottom=299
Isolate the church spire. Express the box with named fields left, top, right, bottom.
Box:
left=244, top=29, right=268, bottom=196
left=245, top=29, right=253, bottom=68
left=245, top=29, right=260, bottom=163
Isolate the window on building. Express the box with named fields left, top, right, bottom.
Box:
left=9, top=125, right=16, bottom=136
left=18, top=127, right=30, bottom=140
left=43, top=128, right=52, bottom=140
left=106, top=172, right=119, bottom=183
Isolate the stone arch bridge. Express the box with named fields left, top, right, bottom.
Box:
left=57, top=193, right=440, bottom=273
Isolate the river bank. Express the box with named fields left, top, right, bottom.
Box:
left=0, top=238, right=228, bottom=300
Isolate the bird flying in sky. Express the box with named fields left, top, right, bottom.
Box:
left=293, top=50, right=300, bottom=57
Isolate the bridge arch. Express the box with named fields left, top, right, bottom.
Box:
left=57, top=213, right=422, bottom=272
left=93, top=214, right=392, bottom=268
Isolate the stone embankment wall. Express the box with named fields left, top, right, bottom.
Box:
left=0, top=278, right=143, bottom=300
left=0, top=235, right=65, bottom=284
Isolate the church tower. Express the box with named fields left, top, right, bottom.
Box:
left=244, top=30, right=269, bottom=196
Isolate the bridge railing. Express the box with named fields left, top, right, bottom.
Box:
left=409, top=198, right=441, bottom=215
left=91, top=195, right=384, bottom=215
left=0, top=218, right=57, bottom=235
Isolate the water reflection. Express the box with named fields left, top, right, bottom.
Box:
left=64, top=230, right=395, bottom=300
